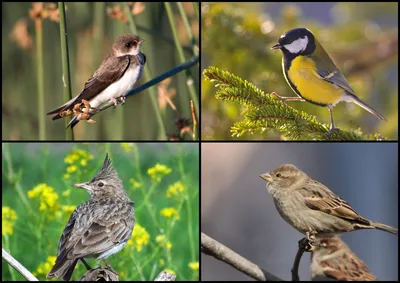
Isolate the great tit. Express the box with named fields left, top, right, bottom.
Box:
left=271, top=28, right=386, bottom=133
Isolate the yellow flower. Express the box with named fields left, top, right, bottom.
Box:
left=189, top=261, right=199, bottom=271
left=120, top=143, right=134, bottom=153
left=155, top=234, right=173, bottom=249
left=160, top=207, right=180, bottom=221
left=61, top=205, right=76, bottom=215
left=129, top=178, right=142, bottom=190
left=2, top=206, right=18, bottom=236
left=166, top=182, right=185, bottom=198
left=147, top=163, right=172, bottom=182
left=35, top=256, right=57, bottom=277
left=63, top=173, right=70, bottom=180
left=66, top=165, right=77, bottom=173
left=80, top=159, right=87, bottom=166
left=28, top=184, right=59, bottom=216
left=64, top=149, right=93, bottom=165
left=127, top=224, right=150, bottom=252
left=164, top=269, right=176, bottom=275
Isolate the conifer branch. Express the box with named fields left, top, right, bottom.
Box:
left=203, top=66, right=385, bottom=140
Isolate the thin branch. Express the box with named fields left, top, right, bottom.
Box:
left=2, top=248, right=38, bottom=281
left=86, top=56, right=199, bottom=120
left=291, top=237, right=311, bottom=281
left=201, top=233, right=283, bottom=281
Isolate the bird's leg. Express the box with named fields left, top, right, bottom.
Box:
left=118, top=96, right=126, bottom=105
left=304, top=231, right=317, bottom=252
left=327, top=105, right=338, bottom=134
left=271, top=92, right=305, bottom=105
left=80, top=258, right=92, bottom=270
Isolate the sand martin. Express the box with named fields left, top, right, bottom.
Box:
left=47, top=34, right=146, bottom=129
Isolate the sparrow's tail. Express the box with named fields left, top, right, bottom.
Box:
left=346, top=93, right=387, bottom=121
left=371, top=221, right=398, bottom=235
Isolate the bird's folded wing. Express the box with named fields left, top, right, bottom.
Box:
left=299, top=180, right=370, bottom=225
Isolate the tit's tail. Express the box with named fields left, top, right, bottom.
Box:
left=346, top=93, right=386, bottom=121
left=370, top=221, right=398, bottom=235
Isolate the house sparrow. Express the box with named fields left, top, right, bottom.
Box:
left=311, top=236, right=377, bottom=281
left=259, top=164, right=398, bottom=242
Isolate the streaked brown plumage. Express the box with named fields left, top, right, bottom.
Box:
left=311, top=236, right=377, bottom=281
left=47, top=154, right=135, bottom=281
left=259, top=164, right=398, bottom=237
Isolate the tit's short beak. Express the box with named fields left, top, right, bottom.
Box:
left=259, top=173, right=273, bottom=182
left=139, top=39, right=145, bottom=44
left=271, top=43, right=281, bottom=50
left=72, top=182, right=91, bottom=190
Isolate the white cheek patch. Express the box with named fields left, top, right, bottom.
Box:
left=283, top=36, right=308, bottom=54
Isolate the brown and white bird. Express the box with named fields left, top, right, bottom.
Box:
left=47, top=34, right=146, bottom=129
left=47, top=154, right=135, bottom=281
left=311, top=236, right=377, bottom=281
left=259, top=164, right=398, bottom=241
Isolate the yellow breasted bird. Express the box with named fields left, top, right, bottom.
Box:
left=271, top=28, right=386, bottom=133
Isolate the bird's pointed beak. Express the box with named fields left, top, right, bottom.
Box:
left=271, top=43, right=281, bottom=50
left=259, top=173, right=273, bottom=182
left=72, top=182, right=91, bottom=190
left=139, top=39, right=145, bottom=44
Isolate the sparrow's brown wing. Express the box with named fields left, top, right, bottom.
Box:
left=48, top=55, right=132, bottom=120
left=300, top=180, right=370, bottom=225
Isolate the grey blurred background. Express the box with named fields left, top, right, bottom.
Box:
left=201, top=143, right=398, bottom=281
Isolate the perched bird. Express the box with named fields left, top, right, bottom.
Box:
left=47, top=154, right=135, bottom=281
left=259, top=164, right=398, bottom=242
left=271, top=28, right=386, bottom=133
left=311, top=236, right=377, bottom=281
left=47, top=34, right=146, bottom=129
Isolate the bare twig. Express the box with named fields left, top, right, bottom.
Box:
left=2, top=248, right=38, bottom=281
left=201, top=233, right=283, bottom=281
left=291, top=237, right=309, bottom=281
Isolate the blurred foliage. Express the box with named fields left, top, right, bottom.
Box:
left=2, top=2, right=199, bottom=140
left=2, top=143, right=199, bottom=281
left=201, top=2, right=398, bottom=140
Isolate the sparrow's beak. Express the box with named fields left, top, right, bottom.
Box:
left=139, top=39, right=145, bottom=44
left=72, top=182, right=91, bottom=190
left=259, top=173, right=273, bottom=182
left=271, top=43, right=281, bottom=50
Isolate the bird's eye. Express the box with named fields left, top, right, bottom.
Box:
left=98, top=182, right=104, bottom=187
left=276, top=173, right=281, bottom=177
left=125, top=42, right=132, bottom=48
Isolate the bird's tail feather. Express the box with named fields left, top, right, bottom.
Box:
left=371, top=221, right=398, bottom=235
left=348, top=94, right=386, bottom=121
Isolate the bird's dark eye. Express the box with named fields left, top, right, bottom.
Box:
left=125, top=42, right=132, bottom=48
left=276, top=173, right=281, bottom=177
left=98, top=182, right=104, bottom=187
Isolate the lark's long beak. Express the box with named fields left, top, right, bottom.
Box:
left=72, top=182, right=91, bottom=190
left=259, top=173, right=273, bottom=182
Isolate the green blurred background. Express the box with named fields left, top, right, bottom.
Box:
left=2, top=143, right=199, bottom=281
left=2, top=2, right=199, bottom=140
left=201, top=2, right=398, bottom=140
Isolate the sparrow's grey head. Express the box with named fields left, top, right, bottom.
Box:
left=112, top=34, right=144, bottom=56
left=72, top=154, right=127, bottom=199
